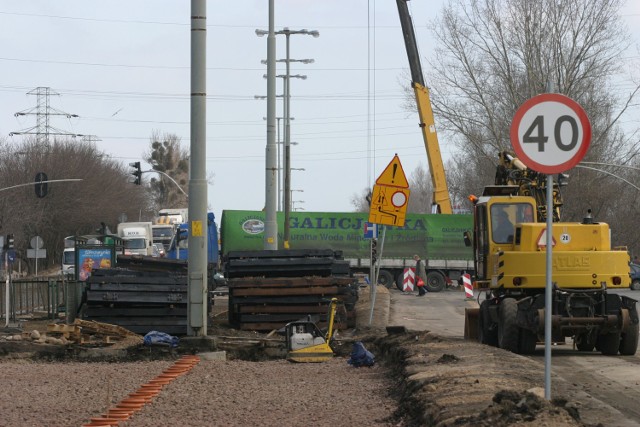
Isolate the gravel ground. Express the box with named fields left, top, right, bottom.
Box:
left=0, top=357, right=396, bottom=427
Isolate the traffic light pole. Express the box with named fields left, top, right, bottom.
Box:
left=0, top=179, right=82, bottom=194
left=4, top=251, right=8, bottom=327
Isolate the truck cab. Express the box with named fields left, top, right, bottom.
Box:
left=117, top=222, right=154, bottom=256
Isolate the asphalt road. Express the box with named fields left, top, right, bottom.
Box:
left=387, top=285, right=476, bottom=337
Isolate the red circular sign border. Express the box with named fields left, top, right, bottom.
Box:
left=390, top=190, right=407, bottom=208
left=510, top=93, right=591, bottom=174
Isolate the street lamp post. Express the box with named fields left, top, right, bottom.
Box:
left=282, top=29, right=318, bottom=247
left=263, top=116, right=294, bottom=211
left=257, top=27, right=318, bottom=247
left=263, top=68, right=305, bottom=212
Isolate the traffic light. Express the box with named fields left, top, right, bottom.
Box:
left=35, top=172, right=48, bottom=198
left=6, top=234, right=14, bottom=250
left=371, top=238, right=378, bottom=264
left=129, top=161, right=142, bottom=185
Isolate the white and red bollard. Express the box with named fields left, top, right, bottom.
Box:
left=462, top=273, right=473, bottom=299
left=402, top=267, right=416, bottom=292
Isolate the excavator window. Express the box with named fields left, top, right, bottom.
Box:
left=491, top=203, right=534, bottom=244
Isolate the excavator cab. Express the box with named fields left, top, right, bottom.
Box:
left=469, top=196, right=536, bottom=285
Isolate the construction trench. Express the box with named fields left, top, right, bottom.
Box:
left=0, top=250, right=593, bottom=426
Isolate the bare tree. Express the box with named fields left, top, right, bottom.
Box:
left=0, top=137, right=152, bottom=273
left=144, top=131, right=189, bottom=211
left=350, top=188, right=371, bottom=213
left=406, top=164, right=432, bottom=213
left=417, top=0, right=640, bottom=248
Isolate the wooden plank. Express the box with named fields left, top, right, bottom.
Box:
left=84, top=306, right=188, bottom=316
left=239, top=321, right=348, bottom=332
left=229, top=294, right=357, bottom=305
left=86, top=290, right=187, bottom=304
left=228, top=277, right=354, bottom=288
left=226, top=249, right=340, bottom=259
left=87, top=282, right=187, bottom=292
left=73, top=319, right=141, bottom=338
left=238, top=305, right=328, bottom=314
left=230, top=286, right=340, bottom=297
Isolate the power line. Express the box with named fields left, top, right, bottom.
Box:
left=0, top=56, right=405, bottom=72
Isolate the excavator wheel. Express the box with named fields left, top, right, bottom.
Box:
left=597, top=332, right=621, bottom=355
left=464, top=308, right=479, bottom=340
left=619, top=309, right=639, bottom=356
left=497, top=298, right=519, bottom=353
left=478, top=300, right=498, bottom=346
left=575, top=332, right=596, bottom=352
left=518, top=329, right=538, bottom=354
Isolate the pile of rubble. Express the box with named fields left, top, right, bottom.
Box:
left=1, top=318, right=143, bottom=349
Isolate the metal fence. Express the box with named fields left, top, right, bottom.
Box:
left=0, top=277, right=82, bottom=323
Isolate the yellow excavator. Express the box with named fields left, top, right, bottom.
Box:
left=285, top=298, right=338, bottom=363
left=464, top=151, right=638, bottom=355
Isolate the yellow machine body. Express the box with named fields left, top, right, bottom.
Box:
left=286, top=298, right=338, bottom=363
left=480, top=198, right=630, bottom=291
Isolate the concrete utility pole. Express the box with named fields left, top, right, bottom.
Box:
left=255, top=0, right=279, bottom=250
left=10, top=87, right=81, bottom=147
left=188, top=0, right=208, bottom=336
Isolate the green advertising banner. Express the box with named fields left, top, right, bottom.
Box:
left=220, top=210, right=472, bottom=261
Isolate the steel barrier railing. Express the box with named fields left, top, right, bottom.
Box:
left=0, top=276, right=77, bottom=323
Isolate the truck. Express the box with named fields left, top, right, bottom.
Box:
left=464, top=151, right=639, bottom=355
left=62, top=236, right=75, bottom=276
left=166, top=212, right=220, bottom=270
left=152, top=224, right=175, bottom=252
left=157, top=208, right=188, bottom=224
left=220, top=210, right=473, bottom=292
left=116, top=221, right=154, bottom=256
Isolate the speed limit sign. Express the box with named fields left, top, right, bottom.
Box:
left=510, top=93, right=591, bottom=174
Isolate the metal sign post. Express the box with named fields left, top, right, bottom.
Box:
left=511, top=92, right=591, bottom=400
left=369, top=226, right=387, bottom=326
left=367, top=154, right=410, bottom=326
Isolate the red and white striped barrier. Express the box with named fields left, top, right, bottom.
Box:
left=462, top=273, right=473, bottom=299
left=403, top=268, right=415, bottom=292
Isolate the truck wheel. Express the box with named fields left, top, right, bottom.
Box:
left=497, top=298, right=519, bottom=353
left=377, top=270, right=394, bottom=289
left=620, top=320, right=639, bottom=356
left=631, top=280, right=640, bottom=291
left=425, top=271, right=446, bottom=292
left=395, top=272, right=405, bottom=291
left=597, top=332, right=621, bottom=355
left=478, top=300, right=498, bottom=346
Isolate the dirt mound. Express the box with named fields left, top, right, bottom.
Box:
left=365, top=331, right=586, bottom=427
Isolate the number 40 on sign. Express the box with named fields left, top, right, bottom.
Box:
left=510, top=93, right=591, bottom=175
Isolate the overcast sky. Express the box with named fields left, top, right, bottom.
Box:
left=1, top=1, right=640, bottom=224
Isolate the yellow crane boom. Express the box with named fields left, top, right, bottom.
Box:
left=396, top=0, right=452, bottom=214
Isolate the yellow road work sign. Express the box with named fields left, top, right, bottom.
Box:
left=375, top=154, right=409, bottom=188
left=368, top=185, right=410, bottom=227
